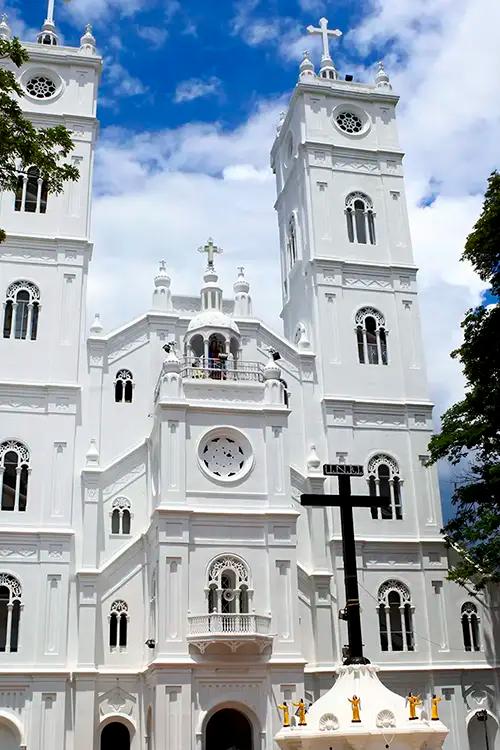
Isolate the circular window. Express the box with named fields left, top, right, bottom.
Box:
left=26, top=75, right=57, bottom=99
left=336, top=111, right=363, bottom=134
left=198, top=428, right=253, bottom=483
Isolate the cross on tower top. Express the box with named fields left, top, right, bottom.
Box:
left=198, top=238, right=223, bottom=269
left=306, top=17, right=342, bottom=63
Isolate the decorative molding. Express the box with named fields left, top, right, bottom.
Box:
left=333, top=159, right=378, bottom=173
left=344, top=273, right=391, bottom=290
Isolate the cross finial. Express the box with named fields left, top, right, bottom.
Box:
left=197, top=237, right=223, bottom=269
left=306, top=17, right=342, bottom=63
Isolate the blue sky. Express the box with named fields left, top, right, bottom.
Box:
left=7, top=0, right=500, bottom=519
left=20, top=1, right=374, bottom=132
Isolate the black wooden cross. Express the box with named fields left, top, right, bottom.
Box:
left=301, top=463, right=390, bottom=665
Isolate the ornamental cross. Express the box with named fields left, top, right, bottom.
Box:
left=198, top=237, right=223, bottom=269
left=306, top=17, right=342, bottom=61
left=301, top=463, right=389, bottom=665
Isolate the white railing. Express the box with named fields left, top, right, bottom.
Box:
left=188, top=613, right=271, bottom=636
left=182, top=357, right=264, bottom=383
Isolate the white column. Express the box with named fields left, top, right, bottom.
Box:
left=375, top=328, right=382, bottom=364
left=14, top=466, right=21, bottom=511
left=12, top=302, right=19, bottom=338
left=20, top=176, right=27, bottom=209
left=388, top=479, right=395, bottom=518
left=362, top=327, right=368, bottom=363
left=384, top=606, right=391, bottom=651
left=400, top=607, right=408, bottom=650
left=5, top=603, right=13, bottom=653
left=0, top=468, right=4, bottom=507
left=26, top=304, right=33, bottom=340
left=36, top=178, right=43, bottom=212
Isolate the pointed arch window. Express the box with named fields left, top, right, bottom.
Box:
left=461, top=602, right=481, bottom=652
left=3, top=280, right=40, bottom=340
left=206, top=555, right=251, bottom=616
left=345, top=192, right=376, bottom=245
left=378, top=580, right=414, bottom=652
left=111, top=497, right=131, bottom=535
left=286, top=215, right=298, bottom=271
left=0, top=441, right=30, bottom=512
left=368, top=454, right=402, bottom=520
left=14, top=166, right=48, bottom=213
left=0, top=574, right=22, bottom=652
left=355, top=307, right=388, bottom=365
left=114, top=370, right=134, bottom=403
left=109, top=600, right=128, bottom=650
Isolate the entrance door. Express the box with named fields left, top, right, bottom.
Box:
left=206, top=708, right=252, bottom=750
left=100, top=721, right=130, bottom=750
left=0, top=722, right=19, bottom=750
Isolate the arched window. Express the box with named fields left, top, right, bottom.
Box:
left=3, top=280, right=40, bottom=340
left=109, top=600, right=128, bottom=650
left=111, top=497, right=131, bottom=535
left=0, top=441, right=30, bottom=512
left=461, top=602, right=481, bottom=652
left=286, top=216, right=298, bottom=270
left=368, top=454, right=402, bottom=520
left=378, top=580, right=414, bottom=652
left=14, top=166, right=48, bottom=213
left=114, top=370, right=134, bottom=403
left=345, top=192, right=376, bottom=245
left=207, top=555, right=251, bottom=616
left=0, top=574, right=22, bottom=652
left=355, top=307, right=388, bottom=365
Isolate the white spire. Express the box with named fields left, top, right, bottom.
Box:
left=0, top=14, right=12, bottom=41
left=152, top=260, right=172, bottom=311
left=89, top=313, right=104, bottom=335
left=38, top=0, right=58, bottom=45
left=79, top=24, right=97, bottom=55
left=233, top=266, right=252, bottom=318
left=299, top=50, right=315, bottom=81
left=375, top=60, right=392, bottom=90
left=306, top=17, right=342, bottom=80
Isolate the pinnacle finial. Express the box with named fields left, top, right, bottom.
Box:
left=80, top=23, right=97, bottom=55
left=375, top=60, right=392, bottom=90
left=299, top=50, right=315, bottom=80
left=0, top=13, right=12, bottom=41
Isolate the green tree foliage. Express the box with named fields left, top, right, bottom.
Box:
left=429, top=171, right=500, bottom=589
left=0, top=38, right=79, bottom=242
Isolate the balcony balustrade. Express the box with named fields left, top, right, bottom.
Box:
left=181, top=357, right=264, bottom=383
left=187, top=612, right=272, bottom=653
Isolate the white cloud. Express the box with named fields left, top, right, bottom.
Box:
left=85, top=0, right=498, bottom=469
left=136, top=25, right=168, bottom=48
left=103, top=61, right=147, bottom=100
left=174, top=77, right=222, bottom=104
left=61, top=0, right=145, bottom=24
left=230, top=0, right=305, bottom=61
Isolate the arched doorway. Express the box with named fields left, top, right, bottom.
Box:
left=206, top=708, right=252, bottom=750
left=468, top=711, right=498, bottom=749
left=100, top=721, right=130, bottom=750
left=0, top=720, right=20, bottom=750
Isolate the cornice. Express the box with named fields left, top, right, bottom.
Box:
left=22, top=43, right=102, bottom=70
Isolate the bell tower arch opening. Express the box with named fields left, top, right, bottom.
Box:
left=100, top=721, right=130, bottom=750
left=205, top=707, right=253, bottom=750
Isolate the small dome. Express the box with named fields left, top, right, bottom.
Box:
left=187, top=309, right=240, bottom=334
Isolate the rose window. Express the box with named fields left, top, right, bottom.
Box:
left=26, top=76, right=57, bottom=99
left=198, top=429, right=254, bottom=482
left=336, top=111, right=363, bottom=134
left=201, top=436, right=247, bottom=478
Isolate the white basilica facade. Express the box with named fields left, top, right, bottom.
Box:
left=0, top=6, right=498, bottom=750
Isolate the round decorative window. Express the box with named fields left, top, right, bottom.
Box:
left=336, top=111, right=363, bottom=134
left=198, top=428, right=254, bottom=483
left=26, top=75, right=57, bottom=99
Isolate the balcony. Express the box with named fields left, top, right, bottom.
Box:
left=187, top=613, right=273, bottom=653
left=181, top=357, right=264, bottom=383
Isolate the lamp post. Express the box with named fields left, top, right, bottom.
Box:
left=476, top=710, right=490, bottom=750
